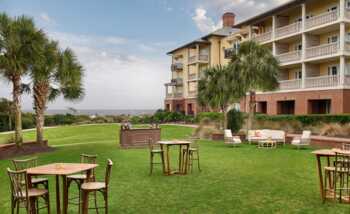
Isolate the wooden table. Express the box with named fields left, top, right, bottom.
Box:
left=157, top=141, right=191, bottom=175
left=312, top=149, right=350, bottom=202
left=258, top=140, right=277, bottom=149
left=27, top=163, right=98, bottom=214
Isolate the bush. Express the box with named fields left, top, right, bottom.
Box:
left=22, top=113, right=35, bottom=129
left=196, top=112, right=223, bottom=123
left=227, top=109, right=244, bottom=133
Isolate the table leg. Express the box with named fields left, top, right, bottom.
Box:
left=316, top=155, right=325, bottom=201
left=62, top=175, right=68, bottom=214
left=166, top=145, right=171, bottom=175
left=326, top=157, right=332, bottom=189
left=178, top=145, right=183, bottom=174
left=56, top=175, right=61, bottom=214
left=27, top=174, right=36, bottom=214
left=160, top=144, right=166, bottom=175
left=184, top=144, right=190, bottom=174
left=82, top=190, right=89, bottom=214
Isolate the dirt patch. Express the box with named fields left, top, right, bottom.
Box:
left=0, top=140, right=55, bottom=160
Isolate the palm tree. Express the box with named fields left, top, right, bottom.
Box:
left=197, top=65, right=243, bottom=129
left=0, top=98, right=14, bottom=131
left=229, top=41, right=279, bottom=132
left=0, top=13, right=45, bottom=146
left=31, top=38, right=84, bottom=143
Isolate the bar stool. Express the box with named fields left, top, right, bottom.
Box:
left=12, top=157, right=49, bottom=189
left=148, top=138, right=165, bottom=175
left=67, top=154, right=97, bottom=213
left=7, top=168, right=50, bottom=214
left=81, top=159, right=113, bottom=214
left=182, top=137, right=201, bottom=173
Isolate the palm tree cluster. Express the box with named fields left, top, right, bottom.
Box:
left=198, top=41, right=279, bottom=131
left=0, top=13, right=84, bottom=146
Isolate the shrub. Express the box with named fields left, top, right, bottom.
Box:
left=22, top=113, right=35, bottom=129
left=227, top=109, right=244, bottom=133
left=196, top=112, right=223, bottom=123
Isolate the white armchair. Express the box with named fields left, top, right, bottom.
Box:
left=291, top=131, right=311, bottom=149
left=224, top=129, right=242, bottom=147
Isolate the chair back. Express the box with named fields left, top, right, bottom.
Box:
left=301, top=131, right=311, bottom=139
left=188, top=136, right=199, bottom=148
left=343, top=143, right=350, bottom=151
left=104, top=159, right=113, bottom=188
left=80, top=154, right=97, bottom=180
left=225, top=129, right=233, bottom=138
left=7, top=168, right=28, bottom=200
left=335, top=152, right=350, bottom=173
left=12, top=157, right=38, bottom=171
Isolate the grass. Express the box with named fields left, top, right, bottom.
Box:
left=0, top=124, right=349, bottom=213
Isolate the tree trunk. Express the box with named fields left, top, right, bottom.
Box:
left=34, top=83, right=48, bottom=144
left=247, top=91, right=256, bottom=132
left=12, top=75, right=23, bottom=146
left=223, top=110, right=228, bottom=130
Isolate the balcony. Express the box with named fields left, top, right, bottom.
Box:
left=188, top=54, right=209, bottom=64
left=276, top=51, right=301, bottom=64
left=305, top=10, right=339, bottom=30
left=171, top=78, right=183, bottom=86
left=224, top=48, right=235, bottom=59
left=276, top=22, right=302, bottom=38
left=279, top=79, right=302, bottom=90
left=188, top=73, right=197, bottom=81
left=305, top=75, right=339, bottom=88
left=188, top=91, right=197, bottom=97
left=171, top=62, right=183, bottom=71
left=253, top=31, right=272, bottom=43
left=166, top=92, right=183, bottom=99
left=305, top=42, right=339, bottom=59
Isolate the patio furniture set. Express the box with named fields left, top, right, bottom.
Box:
left=312, top=144, right=350, bottom=204
left=149, top=137, right=201, bottom=176
left=225, top=129, right=311, bottom=149
left=7, top=155, right=113, bottom=214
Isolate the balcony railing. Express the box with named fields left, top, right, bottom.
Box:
left=166, top=92, right=183, bottom=99
left=345, top=75, right=350, bottom=86
left=253, top=31, right=272, bottom=43
left=224, top=48, right=235, bottom=59
left=188, top=73, right=197, bottom=81
left=306, top=10, right=338, bottom=29
left=276, top=51, right=301, bottom=63
left=171, top=78, right=183, bottom=85
left=306, top=42, right=339, bottom=59
left=346, top=8, right=350, bottom=19
left=276, top=22, right=302, bottom=38
left=188, top=54, right=209, bottom=64
left=171, top=62, right=183, bottom=71
left=305, top=75, right=339, bottom=88
left=279, top=79, right=302, bottom=90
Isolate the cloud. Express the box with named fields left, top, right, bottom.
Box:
left=39, top=12, right=53, bottom=24
left=192, top=8, right=221, bottom=33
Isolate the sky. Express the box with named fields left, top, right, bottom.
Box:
left=0, top=0, right=289, bottom=110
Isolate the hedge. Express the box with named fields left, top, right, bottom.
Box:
left=255, top=114, right=350, bottom=126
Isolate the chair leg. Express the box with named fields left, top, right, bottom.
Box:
left=197, top=151, right=201, bottom=172
left=104, top=190, right=108, bottom=214
left=150, top=153, right=153, bottom=175
left=94, top=191, right=99, bottom=214
left=45, top=193, right=51, bottom=214
left=82, top=190, right=89, bottom=214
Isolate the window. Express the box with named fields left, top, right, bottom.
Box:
left=327, top=35, right=338, bottom=44
left=294, top=43, right=302, bottom=51
left=328, top=65, right=338, bottom=76
left=327, top=6, right=338, bottom=12
left=294, top=71, right=302, bottom=79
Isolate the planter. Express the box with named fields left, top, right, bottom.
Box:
left=211, top=133, right=224, bottom=141
left=0, top=140, right=54, bottom=160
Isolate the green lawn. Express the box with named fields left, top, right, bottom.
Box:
left=0, top=124, right=348, bottom=213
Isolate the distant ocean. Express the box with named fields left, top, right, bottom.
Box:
left=23, top=109, right=157, bottom=116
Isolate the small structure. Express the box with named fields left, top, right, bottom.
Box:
left=119, top=124, right=161, bottom=149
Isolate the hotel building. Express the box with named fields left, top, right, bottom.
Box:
left=165, top=0, right=350, bottom=115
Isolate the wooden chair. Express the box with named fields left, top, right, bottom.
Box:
left=81, top=159, right=113, bottom=214
left=182, top=137, right=201, bottom=173
left=67, top=154, right=97, bottom=214
left=12, top=157, right=49, bottom=189
left=324, top=152, right=350, bottom=203
left=7, top=168, right=50, bottom=214
left=148, top=138, right=164, bottom=175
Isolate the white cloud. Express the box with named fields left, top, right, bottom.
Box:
left=192, top=8, right=221, bottom=33
left=39, top=12, right=53, bottom=24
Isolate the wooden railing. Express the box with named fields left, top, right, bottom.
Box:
left=188, top=54, right=209, bottom=64
left=279, top=79, right=302, bottom=90
left=305, top=75, right=339, bottom=88
left=306, top=42, right=339, bottom=59
left=276, top=22, right=302, bottom=38
left=277, top=51, right=301, bottom=63
left=306, top=10, right=338, bottom=29
left=253, top=31, right=272, bottom=43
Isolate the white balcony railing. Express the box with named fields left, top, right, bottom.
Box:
left=188, top=54, right=209, bottom=64
left=188, top=91, right=197, bottom=97
left=171, top=62, right=183, bottom=71
left=306, top=10, right=339, bottom=29
left=306, top=42, right=339, bottom=59
left=276, top=51, right=302, bottom=63
left=166, top=92, right=183, bottom=98
left=276, top=22, right=302, bottom=38
left=345, top=75, right=350, bottom=86
left=305, top=75, right=339, bottom=88
left=253, top=31, right=272, bottom=43
left=279, top=79, right=302, bottom=90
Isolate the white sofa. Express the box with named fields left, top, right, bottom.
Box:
left=247, top=129, right=286, bottom=145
